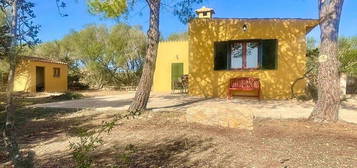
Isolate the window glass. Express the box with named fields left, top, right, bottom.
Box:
left=246, top=42, right=259, bottom=68
left=213, top=39, right=277, bottom=71
left=231, top=42, right=243, bottom=69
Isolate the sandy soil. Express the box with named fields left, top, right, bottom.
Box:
left=1, top=91, right=357, bottom=167
left=1, top=108, right=356, bottom=168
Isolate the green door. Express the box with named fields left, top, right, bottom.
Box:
left=171, top=63, right=184, bottom=89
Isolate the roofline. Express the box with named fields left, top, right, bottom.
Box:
left=189, top=17, right=320, bottom=34
left=21, top=56, right=68, bottom=65
left=191, top=17, right=319, bottom=21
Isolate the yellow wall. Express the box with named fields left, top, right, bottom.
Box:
left=14, top=60, right=68, bottom=92
left=188, top=19, right=319, bottom=99
left=153, top=41, right=189, bottom=92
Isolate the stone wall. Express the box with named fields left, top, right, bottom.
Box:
left=185, top=102, right=253, bottom=130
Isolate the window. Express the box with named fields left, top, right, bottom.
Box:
left=1, top=73, right=8, bottom=85
left=203, top=12, right=208, bottom=16
left=53, top=68, right=60, bottom=77
left=214, top=39, right=277, bottom=70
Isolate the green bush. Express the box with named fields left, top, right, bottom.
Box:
left=52, top=92, right=84, bottom=101
left=69, top=113, right=132, bottom=168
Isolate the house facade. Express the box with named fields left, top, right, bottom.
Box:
left=14, top=56, right=68, bottom=93
left=153, top=41, right=189, bottom=92
left=153, top=7, right=319, bottom=99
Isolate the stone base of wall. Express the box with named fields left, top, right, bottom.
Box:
left=184, top=102, right=253, bottom=130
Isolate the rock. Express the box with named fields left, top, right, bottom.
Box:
left=185, top=102, right=253, bottom=130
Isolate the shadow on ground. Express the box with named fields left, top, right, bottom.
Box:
left=35, top=135, right=214, bottom=168
left=0, top=107, right=101, bottom=166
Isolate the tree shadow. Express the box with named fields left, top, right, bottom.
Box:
left=341, top=97, right=357, bottom=111
left=0, top=107, right=102, bottom=166
left=32, top=96, right=133, bottom=109
left=148, top=98, right=211, bottom=111
left=30, top=135, right=214, bottom=168
left=95, top=136, right=213, bottom=168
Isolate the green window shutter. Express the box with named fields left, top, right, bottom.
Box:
left=214, top=42, right=229, bottom=70
left=261, top=39, right=278, bottom=70
left=171, top=63, right=184, bottom=89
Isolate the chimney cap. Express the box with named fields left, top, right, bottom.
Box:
left=195, top=6, right=215, bottom=14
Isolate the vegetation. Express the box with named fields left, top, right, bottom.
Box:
left=69, top=113, right=132, bottom=168
left=0, top=7, right=10, bottom=77
left=52, top=92, right=84, bottom=101
left=303, top=36, right=357, bottom=100
left=339, top=36, right=357, bottom=74
left=0, top=11, right=10, bottom=60
left=1, top=0, right=40, bottom=166
left=28, top=24, right=147, bottom=89
left=308, top=36, right=357, bottom=74
left=167, top=31, right=188, bottom=41
left=88, top=0, right=204, bottom=113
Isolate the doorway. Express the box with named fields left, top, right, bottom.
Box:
left=36, top=66, right=45, bottom=92
left=171, top=63, right=184, bottom=90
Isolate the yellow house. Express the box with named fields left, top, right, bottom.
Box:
left=153, top=41, right=189, bottom=92
left=14, top=56, right=68, bottom=93
left=153, top=7, right=319, bottom=99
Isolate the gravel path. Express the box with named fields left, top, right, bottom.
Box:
left=31, top=93, right=357, bottom=124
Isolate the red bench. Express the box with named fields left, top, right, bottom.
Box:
left=227, top=77, right=261, bottom=100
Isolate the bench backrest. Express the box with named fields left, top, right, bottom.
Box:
left=229, top=77, right=260, bottom=89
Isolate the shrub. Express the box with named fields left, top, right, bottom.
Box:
left=69, top=113, right=133, bottom=168
left=52, top=92, right=84, bottom=101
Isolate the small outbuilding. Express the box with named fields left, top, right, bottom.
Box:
left=13, top=56, right=68, bottom=93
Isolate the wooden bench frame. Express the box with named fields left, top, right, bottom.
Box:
left=227, top=77, right=261, bottom=100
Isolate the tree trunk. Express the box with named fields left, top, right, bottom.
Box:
left=128, top=0, right=160, bottom=113
left=2, top=0, right=25, bottom=166
left=309, top=0, right=344, bottom=122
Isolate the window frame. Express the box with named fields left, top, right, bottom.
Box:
left=1, top=73, right=9, bottom=85
left=214, top=39, right=277, bottom=71
left=228, top=40, right=262, bottom=70
left=53, top=68, right=61, bottom=78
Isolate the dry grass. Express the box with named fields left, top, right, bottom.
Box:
left=1, top=106, right=356, bottom=168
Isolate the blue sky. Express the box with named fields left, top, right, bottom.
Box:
left=33, top=0, right=357, bottom=43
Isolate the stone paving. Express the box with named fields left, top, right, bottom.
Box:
left=31, top=92, right=357, bottom=124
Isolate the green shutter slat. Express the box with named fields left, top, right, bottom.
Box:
left=214, top=42, right=229, bottom=70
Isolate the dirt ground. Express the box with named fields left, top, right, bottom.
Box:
left=1, top=91, right=357, bottom=167
left=1, top=106, right=357, bottom=168
left=0, top=91, right=84, bottom=111
left=31, top=92, right=357, bottom=124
